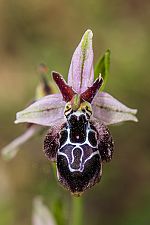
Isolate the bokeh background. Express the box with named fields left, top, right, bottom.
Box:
left=0, top=0, right=150, bottom=225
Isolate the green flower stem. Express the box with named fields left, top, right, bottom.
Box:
left=72, top=196, right=83, bottom=225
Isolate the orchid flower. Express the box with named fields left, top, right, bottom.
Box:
left=9, top=30, right=138, bottom=195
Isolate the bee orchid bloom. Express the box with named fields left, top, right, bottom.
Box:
left=15, top=30, right=137, bottom=196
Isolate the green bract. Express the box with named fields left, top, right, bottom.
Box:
left=94, top=49, right=110, bottom=91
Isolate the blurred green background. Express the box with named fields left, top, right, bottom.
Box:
left=0, top=0, right=150, bottom=225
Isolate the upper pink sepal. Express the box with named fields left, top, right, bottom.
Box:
left=68, top=29, right=94, bottom=94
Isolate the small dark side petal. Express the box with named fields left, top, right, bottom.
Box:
left=52, top=71, right=76, bottom=102
left=81, top=76, right=103, bottom=103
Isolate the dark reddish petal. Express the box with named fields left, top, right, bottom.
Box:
left=81, top=75, right=103, bottom=103
left=52, top=71, right=76, bottom=102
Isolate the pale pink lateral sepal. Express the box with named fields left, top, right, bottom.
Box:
left=68, top=29, right=94, bottom=93
left=15, top=94, right=65, bottom=126
left=92, top=92, right=138, bottom=125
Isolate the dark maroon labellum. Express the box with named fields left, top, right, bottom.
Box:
left=43, top=72, right=114, bottom=196
left=44, top=107, right=113, bottom=196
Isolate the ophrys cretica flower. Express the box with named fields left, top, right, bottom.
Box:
left=14, top=30, right=138, bottom=196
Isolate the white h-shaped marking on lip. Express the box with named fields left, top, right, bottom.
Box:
left=58, top=120, right=99, bottom=172
left=58, top=150, right=100, bottom=172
